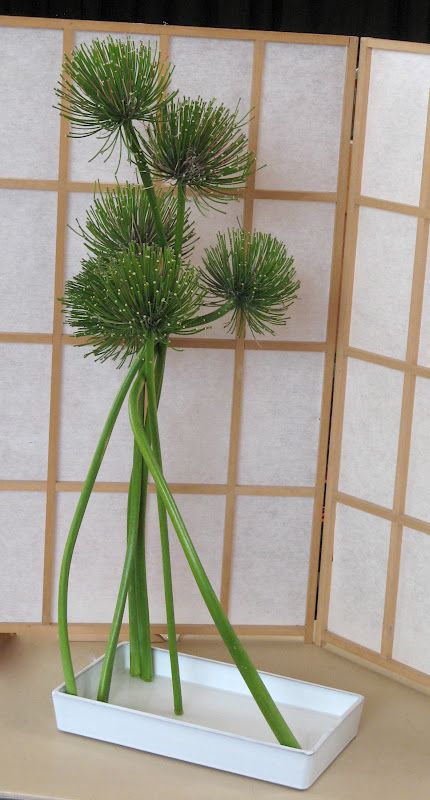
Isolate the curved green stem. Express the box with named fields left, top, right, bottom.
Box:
left=122, top=118, right=171, bottom=680
left=134, top=345, right=168, bottom=681
left=174, top=183, right=186, bottom=257
left=184, top=300, right=235, bottom=330
left=146, top=336, right=183, bottom=715
left=136, top=445, right=152, bottom=681
left=129, top=378, right=301, bottom=749
left=97, top=368, right=147, bottom=702
left=58, top=349, right=145, bottom=696
left=127, top=438, right=143, bottom=677
left=123, top=122, right=167, bottom=248
left=155, top=342, right=168, bottom=398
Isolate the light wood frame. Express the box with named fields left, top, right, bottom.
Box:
left=316, top=37, right=430, bottom=690
left=0, top=16, right=357, bottom=641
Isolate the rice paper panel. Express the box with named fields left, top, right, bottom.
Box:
left=361, top=50, right=430, bottom=206
left=338, top=359, right=403, bottom=508
left=156, top=348, right=235, bottom=484
left=349, top=207, right=416, bottom=359
left=0, top=344, right=51, bottom=480
left=393, top=528, right=430, bottom=675
left=0, top=27, right=62, bottom=179
left=74, top=30, right=159, bottom=48
left=52, top=492, right=128, bottom=622
left=256, top=43, right=346, bottom=191
left=0, top=190, right=57, bottom=333
left=169, top=36, right=253, bottom=117
left=69, top=31, right=159, bottom=184
left=63, top=191, right=97, bottom=335
left=0, top=492, right=46, bottom=622
left=238, top=351, right=324, bottom=486
left=58, top=345, right=135, bottom=483
left=418, top=238, right=430, bottom=368
left=229, top=496, right=313, bottom=625
left=405, top=377, right=430, bottom=523
left=65, top=191, right=94, bottom=283
left=327, top=503, right=390, bottom=651
left=145, top=493, right=226, bottom=624
left=174, top=199, right=244, bottom=340
left=252, top=200, right=336, bottom=341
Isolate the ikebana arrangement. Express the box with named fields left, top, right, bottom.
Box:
left=51, top=38, right=365, bottom=787
left=55, top=35, right=301, bottom=752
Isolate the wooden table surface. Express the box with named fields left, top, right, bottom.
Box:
left=1, top=632, right=429, bottom=799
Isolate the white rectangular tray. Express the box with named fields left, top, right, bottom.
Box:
left=52, top=644, right=363, bottom=790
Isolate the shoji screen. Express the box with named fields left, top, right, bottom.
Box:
left=318, top=38, right=430, bottom=688
left=0, top=17, right=356, bottom=639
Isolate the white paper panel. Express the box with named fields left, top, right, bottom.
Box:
left=69, top=32, right=158, bottom=184
left=393, top=528, right=430, bottom=674
left=328, top=503, right=390, bottom=651
left=361, top=50, right=430, bottom=206
left=52, top=492, right=225, bottom=625
left=0, top=492, right=46, bottom=622
left=74, top=31, right=159, bottom=48
left=146, top=493, right=225, bottom=624
left=418, top=238, right=430, bottom=368
left=338, top=359, right=403, bottom=508
left=256, top=44, right=346, bottom=191
left=252, top=200, right=336, bottom=341
left=59, top=345, right=134, bottom=482
left=157, top=348, right=234, bottom=484
left=59, top=345, right=234, bottom=485
left=52, top=492, right=128, bottom=622
left=0, top=344, right=51, bottom=480
left=229, top=496, right=313, bottom=625
left=349, top=207, right=416, bottom=359
left=65, top=192, right=93, bottom=283
left=63, top=192, right=93, bottom=335
left=238, top=351, right=324, bottom=486
left=405, top=377, right=430, bottom=522
left=0, top=190, right=57, bottom=333
left=181, top=199, right=243, bottom=339
left=169, top=37, right=253, bottom=116
left=0, top=27, right=62, bottom=179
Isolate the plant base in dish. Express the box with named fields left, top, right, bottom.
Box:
left=52, top=644, right=364, bottom=790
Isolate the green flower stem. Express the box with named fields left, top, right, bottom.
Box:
left=134, top=344, right=168, bottom=681
left=146, top=335, right=183, bottom=715
left=58, top=349, right=145, bottom=696
left=97, top=367, right=148, bottom=702
left=123, top=121, right=167, bottom=247
left=136, top=443, right=153, bottom=682
left=174, top=183, right=186, bottom=257
left=131, top=387, right=146, bottom=676
left=129, top=377, right=301, bottom=749
left=155, top=342, right=168, bottom=396
left=184, top=299, right=235, bottom=329
left=127, top=439, right=144, bottom=677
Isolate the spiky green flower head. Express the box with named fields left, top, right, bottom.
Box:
left=55, top=37, right=175, bottom=160
left=141, top=97, right=255, bottom=209
left=62, top=245, right=205, bottom=365
left=200, top=229, right=299, bottom=336
left=76, top=182, right=198, bottom=260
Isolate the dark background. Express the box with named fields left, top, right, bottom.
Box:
left=0, top=1, right=429, bottom=43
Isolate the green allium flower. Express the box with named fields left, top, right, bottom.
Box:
left=55, top=37, right=175, bottom=161
left=141, top=97, right=255, bottom=208
left=62, top=246, right=205, bottom=365
left=75, top=183, right=198, bottom=260
left=200, top=229, right=299, bottom=336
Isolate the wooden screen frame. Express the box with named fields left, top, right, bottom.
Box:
left=316, top=37, right=430, bottom=691
left=0, top=15, right=357, bottom=642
